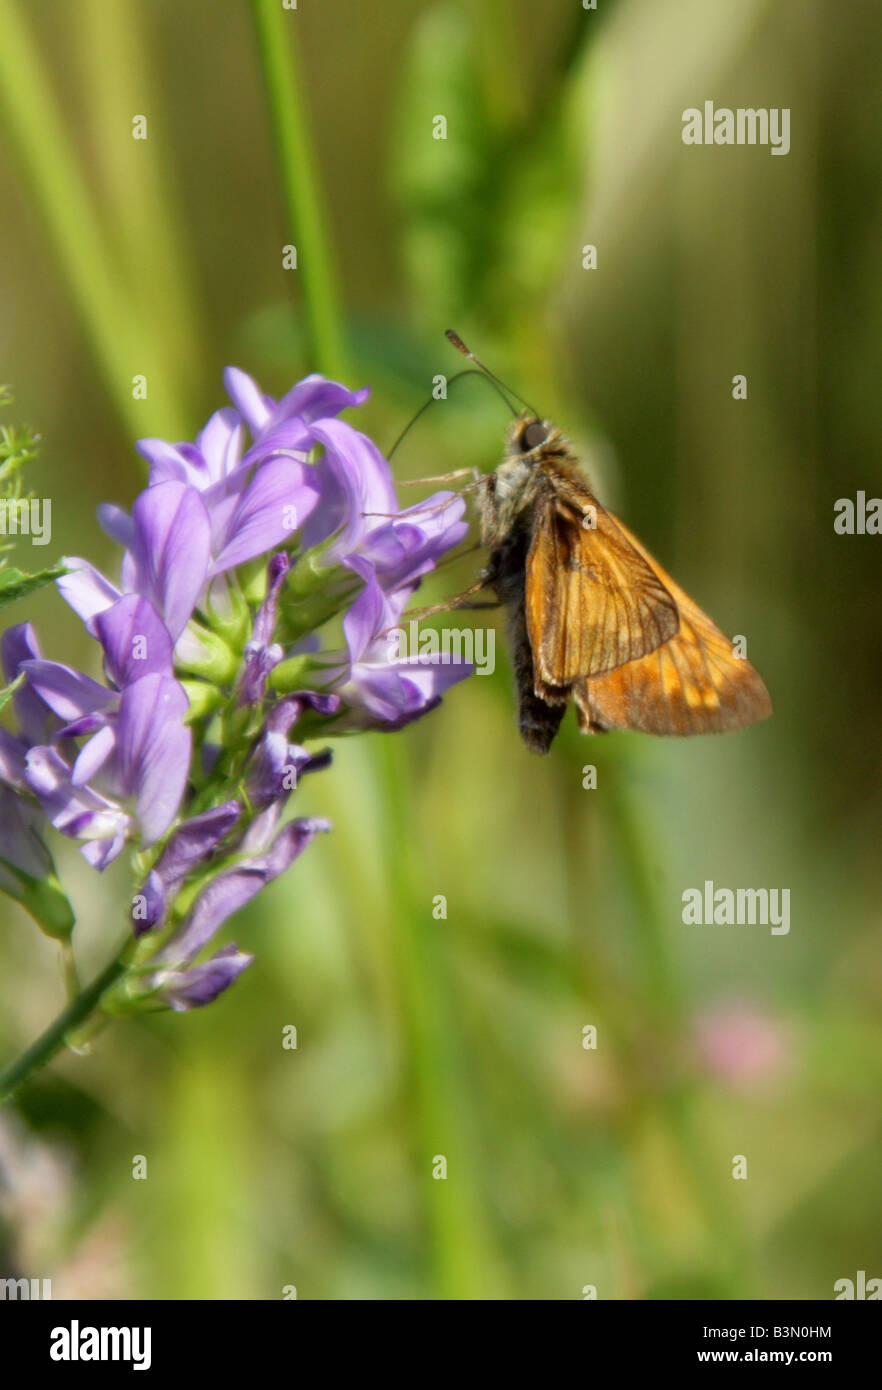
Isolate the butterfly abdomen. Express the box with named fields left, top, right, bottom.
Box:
left=488, top=523, right=568, bottom=754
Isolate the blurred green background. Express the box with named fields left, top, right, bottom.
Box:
left=0, top=0, right=880, bottom=1300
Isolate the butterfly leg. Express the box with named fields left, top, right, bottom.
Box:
left=399, top=467, right=483, bottom=487
left=403, top=572, right=492, bottom=621
left=362, top=481, right=484, bottom=525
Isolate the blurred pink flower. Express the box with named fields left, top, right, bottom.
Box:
left=692, top=997, right=793, bottom=1087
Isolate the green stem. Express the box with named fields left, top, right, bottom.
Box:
left=250, top=0, right=348, bottom=380
left=77, top=0, right=206, bottom=415
left=604, top=765, right=752, bottom=1294
left=375, top=739, right=502, bottom=1298
left=0, top=0, right=188, bottom=439
left=605, top=772, right=681, bottom=1024
left=60, top=939, right=81, bottom=1002
left=0, top=942, right=131, bottom=1104
left=474, top=0, right=526, bottom=136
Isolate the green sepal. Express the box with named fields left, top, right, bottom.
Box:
left=0, top=858, right=75, bottom=940
left=203, top=577, right=251, bottom=650
left=175, top=622, right=239, bottom=683
left=180, top=679, right=224, bottom=723
left=239, top=556, right=273, bottom=606
left=284, top=545, right=339, bottom=601
left=101, top=971, right=164, bottom=1017
left=277, top=573, right=361, bottom=644
left=267, top=653, right=332, bottom=694
left=0, top=672, right=23, bottom=714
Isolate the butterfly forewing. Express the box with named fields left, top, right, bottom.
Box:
left=525, top=487, right=680, bottom=694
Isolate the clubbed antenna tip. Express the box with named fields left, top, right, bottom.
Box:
left=444, top=329, right=538, bottom=417
left=445, top=329, right=472, bottom=358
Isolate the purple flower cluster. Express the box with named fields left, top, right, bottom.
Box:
left=0, top=370, right=471, bottom=1009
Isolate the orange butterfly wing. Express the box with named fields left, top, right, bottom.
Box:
left=573, top=516, right=772, bottom=735
left=525, top=488, right=680, bottom=697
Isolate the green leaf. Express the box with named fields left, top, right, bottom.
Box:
left=0, top=561, right=67, bottom=611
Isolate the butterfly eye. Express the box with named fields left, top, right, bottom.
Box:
left=521, top=421, right=548, bottom=451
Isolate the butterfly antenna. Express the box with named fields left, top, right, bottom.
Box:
left=387, top=368, right=517, bottom=460
left=387, top=395, right=439, bottom=461
left=445, top=329, right=540, bottom=418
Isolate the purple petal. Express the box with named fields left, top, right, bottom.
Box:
left=344, top=663, right=425, bottom=722
left=335, top=554, right=472, bottom=726
left=58, top=712, right=106, bottom=739
left=384, top=658, right=472, bottom=702
left=71, top=724, right=117, bottom=786
left=159, top=866, right=266, bottom=964
left=97, top=503, right=135, bottom=550
left=0, top=727, right=29, bottom=787
left=266, top=690, right=341, bottom=733
left=56, top=559, right=121, bottom=624
left=155, top=801, right=241, bottom=881
left=0, top=785, right=52, bottom=879
left=245, top=690, right=339, bottom=809
left=238, top=804, right=283, bottom=853
left=254, top=553, right=290, bottom=646
left=1, top=623, right=53, bottom=745
left=24, top=745, right=130, bottom=867
left=160, top=945, right=254, bottom=1011
left=247, top=730, right=329, bottom=811
left=238, top=641, right=282, bottom=707
left=135, top=437, right=203, bottom=487
left=341, top=557, right=405, bottom=664
left=127, top=482, right=211, bottom=639
left=134, top=800, right=240, bottom=936
left=265, top=374, right=370, bottom=429
left=259, top=816, right=332, bottom=877
left=237, top=554, right=290, bottom=706
left=23, top=745, right=71, bottom=803
left=223, top=367, right=273, bottom=434
left=138, top=409, right=246, bottom=491
left=162, top=816, right=330, bottom=962
left=1, top=620, right=40, bottom=680
left=81, top=832, right=129, bottom=870
left=93, top=594, right=174, bottom=687
left=301, top=420, right=397, bottom=561
left=360, top=493, right=468, bottom=590
left=207, top=457, right=321, bottom=573
left=116, top=673, right=191, bottom=845
left=237, top=420, right=311, bottom=466
left=21, top=659, right=117, bottom=722
left=223, top=367, right=370, bottom=443
left=196, top=408, right=246, bottom=483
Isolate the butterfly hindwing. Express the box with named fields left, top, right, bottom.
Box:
left=572, top=514, right=772, bottom=735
